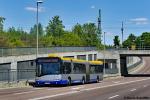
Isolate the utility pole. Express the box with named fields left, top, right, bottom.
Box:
left=98, top=9, right=102, bottom=44
left=121, top=21, right=124, bottom=47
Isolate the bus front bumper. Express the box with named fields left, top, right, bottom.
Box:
left=35, top=80, right=68, bottom=85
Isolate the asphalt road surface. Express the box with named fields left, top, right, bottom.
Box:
left=0, top=57, right=150, bottom=100
left=134, top=57, right=150, bottom=74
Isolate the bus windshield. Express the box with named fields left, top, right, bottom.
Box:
left=38, top=63, right=60, bottom=76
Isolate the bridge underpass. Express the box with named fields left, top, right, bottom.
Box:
left=119, top=50, right=150, bottom=77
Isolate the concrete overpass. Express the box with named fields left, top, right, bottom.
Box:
left=119, top=50, right=150, bottom=76
left=119, top=50, right=150, bottom=56
left=98, top=50, right=150, bottom=76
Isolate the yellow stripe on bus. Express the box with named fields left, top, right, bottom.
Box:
left=48, top=54, right=103, bottom=65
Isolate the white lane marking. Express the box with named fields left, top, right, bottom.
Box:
left=108, top=95, right=119, bottom=99
left=71, top=86, right=84, bottom=90
left=47, top=88, right=60, bottom=91
left=32, top=88, right=43, bottom=90
left=33, top=88, right=61, bottom=91
left=13, top=91, right=34, bottom=95
left=83, top=78, right=150, bottom=91
left=130, top=88, right=136, bottom=92
left=143, top=85, right=148, bottom=88
left=113, top=81, right=120, bottom=84
left=28, top=91, right=78, bottom=100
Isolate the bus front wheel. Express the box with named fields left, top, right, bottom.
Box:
left=68, top=78, right=72, bottom=86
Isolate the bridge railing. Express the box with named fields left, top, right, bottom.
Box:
left=0, top=46, right=97, bottom=57
left=106, top=46, right=150, bottom=51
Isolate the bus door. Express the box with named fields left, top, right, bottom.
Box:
left=62, top=62, right=72, bottom=78
left=86, top=64, right=90, bottom=82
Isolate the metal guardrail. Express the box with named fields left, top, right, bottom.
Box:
left=0, top=47, right=97, bottom=57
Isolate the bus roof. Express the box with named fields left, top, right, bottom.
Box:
left=89, top=61, right=103, bottom=65
left=61, top=57, right=72, bottom=61
left=72, top=59, right=88, bottom=63
left=48, top=54, right=103, bottom=64
left=48, top=54, right=59, bottom=57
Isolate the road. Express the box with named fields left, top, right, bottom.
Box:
left=135, top=57, right=150, bottom=74
left=0, top=57, right=150, bottom=100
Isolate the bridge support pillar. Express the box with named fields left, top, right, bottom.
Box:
left=120, top=56, right=128, bottom=76
left=117, top=59, right=121, bottom=75
left=10, top=61, right=17, bottom=82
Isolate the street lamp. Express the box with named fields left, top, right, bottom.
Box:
left=103, top=32, right=106, bottom=75
left=36, top=0, right=43, bottom=58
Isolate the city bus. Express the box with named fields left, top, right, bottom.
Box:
left=35, top=55, right=103, bottom=86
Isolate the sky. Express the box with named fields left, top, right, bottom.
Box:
left=0, top=0, right=150, bottom=45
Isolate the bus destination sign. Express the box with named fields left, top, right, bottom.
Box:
left=37, top=58, right=59, bottom=63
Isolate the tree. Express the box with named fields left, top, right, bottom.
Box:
left=0, top=17, right=5, bottom=32
left=113, top=35, right=120, bottom=48
left=40, top=35, right=53, bottom=47
left=81, top=23, right=99, bottom=46
left=139, top=32, right=150, bottom=48
left=30, top=23, right=44, bottom=36
left=72, top=23, right=83, bottom=35
left=46, top=16, right=65, bottom=37
left=123, top=33, right=136, bottom=48
left=82, top=23, right=97, bottom=34
left=7, top=38, right=25, bottom=47
left=60, top=32, right=84, bottom=46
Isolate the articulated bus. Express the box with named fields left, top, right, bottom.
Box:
left=35, top=55, right=103, bottom=86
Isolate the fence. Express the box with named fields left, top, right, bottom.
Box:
left=105, top=68, right=119, bottom=74
left=0, top=46, right=97, bottom=57
left=0, top=69, right=36, bottom=83
left=0, top=68, right=119, bottom=83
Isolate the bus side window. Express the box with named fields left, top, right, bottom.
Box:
left=100, top=65, right=104, bottom=73
left=63, top=62, right=71, bottom=74
left=73, top=63, right=86, bottom=74
left=90, top=65, right=95, bottom=74
left=90, top=65, right=102, bottom=74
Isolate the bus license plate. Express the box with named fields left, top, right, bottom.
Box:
left=45, top=82, right=50, bottom=84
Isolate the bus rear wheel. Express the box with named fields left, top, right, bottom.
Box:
left=97, top=76, right=100, bottom=83
left=82, top=77, right=85, bottom=85
left=68, top=78, right=72, bottom=86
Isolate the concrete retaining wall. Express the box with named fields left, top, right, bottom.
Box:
left=127, top=57, right=142, bottom=72
left=127, top=57, right=141, bottom=67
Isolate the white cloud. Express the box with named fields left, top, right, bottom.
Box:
left=91, top=5, right=95, bottom=9
left=130, top=17, right=149, bottom=25
left=25, top=6, right=45, bottom=12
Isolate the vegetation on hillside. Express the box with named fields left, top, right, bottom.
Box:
left=0, top=16, right=101, bottom=48
left=122, top=32, right=150, bottom=49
